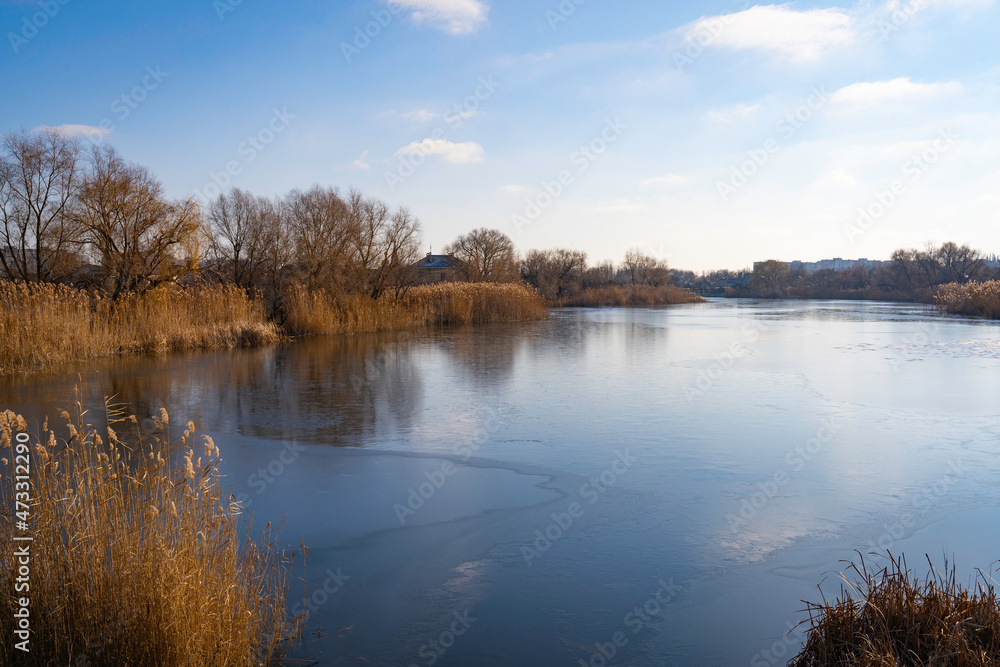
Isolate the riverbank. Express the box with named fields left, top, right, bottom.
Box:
left=283, top=281, right=549, bottom=335
left=0, top=281, right=281, bottom=375
left=0, top=280, right=553, bottom=375
left=559, top=284, right=705, bottom=307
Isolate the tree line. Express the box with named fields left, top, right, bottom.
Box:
left=0, top=129, right=424, bottom=309
left=745, top=242, right=999, bottom=300
left=0, top=129, right=680, bottom=310
left=11, top=128, right=984, bottom=310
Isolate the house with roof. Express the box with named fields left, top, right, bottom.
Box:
left=412, top=252, right=462, bottom=284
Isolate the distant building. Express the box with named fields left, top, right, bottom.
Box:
left=412, top=253, right=461, bottom=284
left=780, top=258, right=887, bottom=274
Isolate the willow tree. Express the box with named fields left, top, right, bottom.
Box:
left=74, top=145, right=200, bottom=299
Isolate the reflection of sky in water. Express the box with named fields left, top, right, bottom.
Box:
left=2, top=299, right=999, bottom=664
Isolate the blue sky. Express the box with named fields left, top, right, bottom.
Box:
left=2, top=0, right=998, bottom=271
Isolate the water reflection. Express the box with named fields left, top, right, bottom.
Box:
left=0, top=325, right=548, bottom=447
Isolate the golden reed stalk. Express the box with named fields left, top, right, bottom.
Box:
left=935, top=280, right=1000, bottom=319
left=283, top=282, right=549, bottom=335
left=0, top=281, right=281, bottom=374
left=0, top=399, right=302, bottom=666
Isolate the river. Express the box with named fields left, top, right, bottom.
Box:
left=4, top=299, right=1000, bottom=665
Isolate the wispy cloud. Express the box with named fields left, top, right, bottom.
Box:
left=353, top=150, right=371, bottom=170
left=813, top=167, right=859, bottom=188
left=831, top=77, right=964, bottom=108
left=707, top=102, right=762, bottom=125
left=500, top=184, right=529, bottom=195
left=33, top=124, right=111, bottom=140
left=403, top=109, right=439, bottom=122
left=682, top=5, right=857, bottom=62
left=395, top=138, right=485, bottom=163
left=389, top=0, right=489, bottom=35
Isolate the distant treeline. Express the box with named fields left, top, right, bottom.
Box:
left=0, top=128, right=702, bottom=314
left=694, top=242, right=1000, bottom=309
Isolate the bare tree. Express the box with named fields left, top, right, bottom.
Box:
left=284, top=185, right=355, bottom=293
left=0, top=129, right=83, bottom=282
left=344, top=189, right=422, bottom=298
left=621, top=248, right=670, bottom=286
left=208, top=188, right=285, bottom=290
left=521, top=248, right=588, bottom=300
left=73, top=145, right=200, bottom=298
left=445, top=227, right=519, bottom=282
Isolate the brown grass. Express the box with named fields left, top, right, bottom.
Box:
left=790, top=552, right=1000, bottom=666
left=284, top=282, right=548, bottom=335
left=404, top=281, right=549, bottom=325
left=0, top=399, right=301, bottom=666
left=0, top=281, right=282, bottom=374
left=282, top=287, right=423, bottom=335
left=560, top=284, right=705, bottom=307
left=935, top=281, right=1000, bottom=319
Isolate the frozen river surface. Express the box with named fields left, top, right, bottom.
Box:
left=5, top=299, right=1000, bottom=665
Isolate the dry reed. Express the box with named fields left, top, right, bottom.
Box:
left=0, top=399, right=302, bottom=666
left=0, top=281, right=282, bottom=374
left=935, top=281, right=1000, bottom=319
left=282, top=287, right=423, bottom=335
left=790, top=552, right=1000, bottom=666
left=284, top=282, right=548, bottom=335
left=560, top=284, right=705, bottom=307
left=404, top=282, right=549, bottom=325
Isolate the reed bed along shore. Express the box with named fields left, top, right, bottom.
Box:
left=790, top=553, right=1000, bottom=666
left=559, top=284, right=706, bottom=307
left=406, top=281, right=550, bottom=325
left=935, top=280, right=1000, bottom=319
left=0, top=401, right=301, bottom=666
left=0, top=281, right=281, bottom=374
left=284, top=281, right=549, bottom=335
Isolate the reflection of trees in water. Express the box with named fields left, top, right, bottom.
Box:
left=0, top=323, right=552, bottom=448
left=0, top=333, right=425, bottom=447
left=431, top=323, right=536, bottom=387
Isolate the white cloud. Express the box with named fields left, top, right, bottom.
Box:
left=500, top=184, right=529, bottom=195
left=831, top=78, right=964, bottom=107
left=403, top=109, right=439, bottom=122
left=34, top=124, right=110, bottom=140
left=707, top=102, right=761, bottom=125
left=452, top=109, right=484, bottom=121
left=389, top=0, right=489, bottom=35
left=683, top=5, right=857, bottom=62
left=353, top=150, right=371, bottom=170
left=813, top=167, right=858, bottom=188
left=395, top=138, right=485, bottom=163
left=641, top=174, right=689, bottom=188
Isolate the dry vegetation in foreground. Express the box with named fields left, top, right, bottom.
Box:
left=935, top=281, right=1000, bottom=319
left=284, top=281, right=549, bottom=335
left=0, top=401, right=301, bottom=666
left=559, top=284, right=706, bottom=307
left=790, top=553, right=1000, bottom=666
left=0, top=281, right=281, bottom=374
